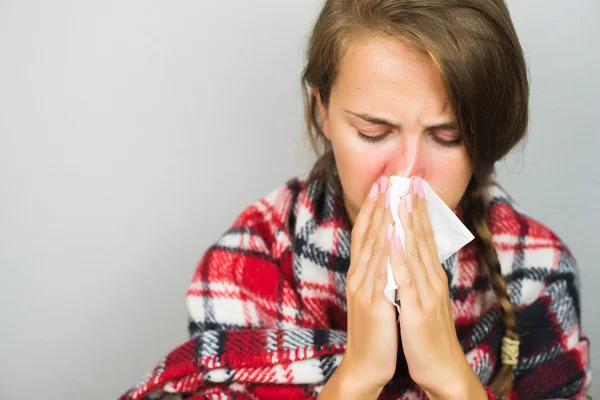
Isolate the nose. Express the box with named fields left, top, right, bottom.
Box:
left=388, top=136, right=427, bottom=178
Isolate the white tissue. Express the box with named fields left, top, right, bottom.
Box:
left=383, top=176, right=475, bottom=310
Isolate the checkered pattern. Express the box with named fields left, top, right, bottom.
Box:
left=120, top=169, right=591, bottom=399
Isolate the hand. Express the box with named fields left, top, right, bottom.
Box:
left=389, top=177, right=487, bottom=400
left=320, top=177, right=397, bottom=399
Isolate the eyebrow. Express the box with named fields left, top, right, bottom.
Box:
left=343, top=109, right=458, bottom=131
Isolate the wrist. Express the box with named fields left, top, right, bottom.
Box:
left=335, top=358, right=386, bottom=399
left=424, top=362, right=487, bottom=400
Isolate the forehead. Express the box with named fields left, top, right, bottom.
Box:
left=332, top=35, right=450, bottom=112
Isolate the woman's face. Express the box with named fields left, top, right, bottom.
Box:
left=314, top=36, right=473, bottom=225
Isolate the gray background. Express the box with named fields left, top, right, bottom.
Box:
left=0, top=1, right=598, bottom=399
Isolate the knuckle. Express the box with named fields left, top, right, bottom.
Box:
left=360, top=251, right=371, bottom=267
left=371, top=241, right=384, bottom=256
left=359, top=254, right=376, bottom=274
left=416, top=228, right=428, bottom=242
left=345, top=279, right=359, bottom=295
left=377, top=264, right=387, bottom=279
left=430, top=279, right=444, bottom=293
left=357, top=201, right=374, bottom=217
left=424, top=228, right=435, bottom=241
left=410, top=249, right=422, bottom=263
left=381, top=241, right=391, bottom=256
left=365, top=227, right=377, bottom=242
left=399, top=277, right=416, bottom=290
left=435, top=283, right=447, bottom=296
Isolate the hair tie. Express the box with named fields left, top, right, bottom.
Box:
left=501, top=336, right=519, bottom=366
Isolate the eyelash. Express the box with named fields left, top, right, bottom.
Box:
left=357, top=131, right=389, bottom=143
left=431, top=135, right=462, bottom=148
left=357, top=131, right=462, bottom=148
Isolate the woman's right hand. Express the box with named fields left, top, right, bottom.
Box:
left=319, top=177, right=397, bottom=399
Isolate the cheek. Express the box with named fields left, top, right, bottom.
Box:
left=330, top=132, right=388, bottom=209
left=428, top=151, right=472, bottom=209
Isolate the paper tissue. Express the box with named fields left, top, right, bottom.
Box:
left=383, top=176, right=475, bottom=310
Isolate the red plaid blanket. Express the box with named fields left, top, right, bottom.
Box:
left=120, top=168, right=591, bottom=399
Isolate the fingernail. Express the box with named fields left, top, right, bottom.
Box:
left=406, top=194, right=413, bottom=214
left=386, top=224, right=393, bottom=242
left=418, top=179, right=425, bottom=199
left=385, top=189, right=391, bottom=209
left=413, top=178, right=421, bottom=196
left=368, top=183, right=379, bottom=199
left=395, top=232, right=403, bottom=251
left=380, top=177, right=388, bottom=193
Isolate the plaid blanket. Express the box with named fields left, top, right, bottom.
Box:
left=120, top=168, right=591, bottom=399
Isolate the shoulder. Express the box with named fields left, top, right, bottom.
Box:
left=486, top=183, right=580, bottom=305
left=219, top=173, right=309, bottom=259
left=484, top=184, right=591, bottom=398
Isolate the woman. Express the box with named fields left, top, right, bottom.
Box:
left=120, top=1, right=591, bottom=399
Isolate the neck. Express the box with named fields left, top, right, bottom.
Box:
left=343, top=194, right=358, bottom=227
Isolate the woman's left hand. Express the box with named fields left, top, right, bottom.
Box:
left=389, top=177, right=487, bottom=400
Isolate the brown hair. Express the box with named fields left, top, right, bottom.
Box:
left=301, top=0, right=529, bottom=395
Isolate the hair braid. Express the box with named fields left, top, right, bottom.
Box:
left=461, top=179, right=519, bottom=396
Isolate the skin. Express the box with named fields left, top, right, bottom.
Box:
left=313, top=35, right=472, bottom=225
left=318, top=178, right=487, bottom=400
left=315, top=36, right=487, bottom=399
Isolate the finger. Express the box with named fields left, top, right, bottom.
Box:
left=389, top=225, right=421, bottom=309
left=347, top=181, right=379, bottom=281
left=355, top=177, right=388, bottom=284
left=359, top=177, right=390, bottom=294
left=373, top=222, right=394, bottom=299
left=361, top=218, right=391, bottom=298
left=363, top=177, right=388, bottom=255
left=410, top=178, right=438, bottom=285
left=367, top=193, right=394, bottom=299
left=398, top=193, right=432, bottom=301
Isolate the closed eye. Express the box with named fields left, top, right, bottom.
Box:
left=357, top=129, right=462, bottom=147
left=357, top=131, right=390, bottom=143
left=430, top=133, right=462, bottom=148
